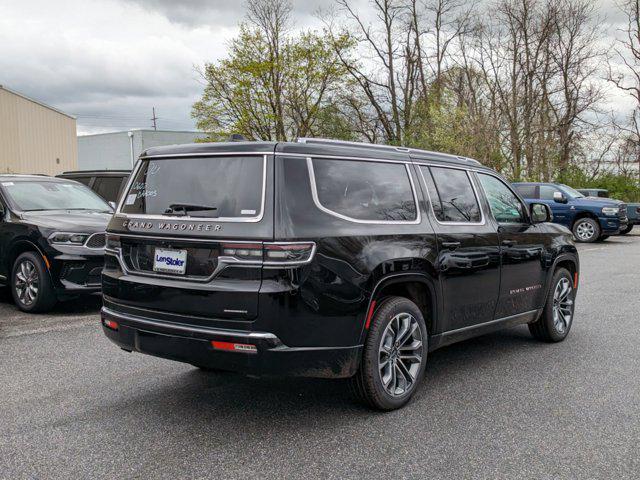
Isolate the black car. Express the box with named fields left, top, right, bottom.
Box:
left=0, top=175, right=112, bottom=312
left=101, top=139, right=579, bottom=410
left=57, top=170, right=130, bottom=204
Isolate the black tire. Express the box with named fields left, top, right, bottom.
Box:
left=572, top=217, right=600, bottom=243
left=529, top=268, right=575, bottom=342
left=11, top=251, right=57, bottom=313
left=619, top=224, right=633, bottom=235
left=350, top=296, right=428, bottom=411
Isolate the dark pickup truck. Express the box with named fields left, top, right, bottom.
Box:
left=577, top=189, right=638, bottom=234
left=513, top=183, right=628, bottom=242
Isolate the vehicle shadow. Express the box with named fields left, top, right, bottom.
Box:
left=109, top=326, right=541, bottom=430
left=0, top=286, right=102, bottom=315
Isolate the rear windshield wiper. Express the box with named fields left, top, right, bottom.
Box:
left=164, top=203, right=219, bottom=217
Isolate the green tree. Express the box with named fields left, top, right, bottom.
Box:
left=192, top=0, right=353, bottom=141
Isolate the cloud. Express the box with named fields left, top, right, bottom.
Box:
left=0, top=0, right=633, bottom=135
left=0, top=0, right=238, bottom=134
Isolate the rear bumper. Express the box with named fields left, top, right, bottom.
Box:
left=100, top=307, right=361, bottom=379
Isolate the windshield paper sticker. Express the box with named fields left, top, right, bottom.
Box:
left=125, top=194, right=137, bottom=205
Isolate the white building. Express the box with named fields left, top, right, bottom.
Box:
left=77, top=129, right=206, bottom=170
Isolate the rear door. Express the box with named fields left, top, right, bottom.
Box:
left=476, top=173, right=549, bottom=318
left=417, top=164, right=501, bottom=332
left=105, top=151, right=274, bottom=323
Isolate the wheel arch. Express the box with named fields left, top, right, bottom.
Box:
left=571, top=209, right=599, bottom=228
left=5, top=240, right=52, bottom=281
left=546, top=253, right=579, bottom=297
left=359, top=273, right=439, bottom=343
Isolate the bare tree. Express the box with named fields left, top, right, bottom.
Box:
left=609, top=0, right=640, bottom=175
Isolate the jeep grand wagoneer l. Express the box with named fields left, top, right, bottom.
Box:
left=101, top=139, right=579, bottom=410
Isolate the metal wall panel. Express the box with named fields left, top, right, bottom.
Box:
left=0, top=87, right=77, bottom=175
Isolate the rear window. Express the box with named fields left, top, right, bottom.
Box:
left=309, top=158, right=417, bottom=222
left=93, top=177, right=124, bottom=202
left=121, top=156, right=265, bottom=219
left=424, top=166, right=481, bottom=223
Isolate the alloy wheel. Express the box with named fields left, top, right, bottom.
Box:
left=552, top=277, right=573, bottom=334
left=15, top=259, right=39, bottom=306
left=378, top=312, right=424, bottom=397
left=575, top=221, right=595, bottom=241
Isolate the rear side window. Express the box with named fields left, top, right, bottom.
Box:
left=309, top=158, right=417, bottom=222
left=514, top=184, right=537, bottom=199
left=121, top=156, right=265, bottom=219
left=93, top=177, right=123, bottom=202
left=424, top=166, right=481, bottom=223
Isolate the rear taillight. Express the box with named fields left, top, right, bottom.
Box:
left=264, top=243, right=315, bottom=265
left=222, top=243, right=263, bottom=261
left=221, top=242, right=315, bottom=266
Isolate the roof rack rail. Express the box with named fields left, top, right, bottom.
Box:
left=295, top=137, right=482, bottom=166
left=296, top=137, right=409, bottom=152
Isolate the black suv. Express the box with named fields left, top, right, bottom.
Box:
left=0, top=175, right=112, bottom=312
left=57, top=170, right=131, bottom=204
left=101, top=139, right=579, bottom=410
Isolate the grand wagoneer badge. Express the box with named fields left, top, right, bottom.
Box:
left=122, top=219, right=222, bottom=232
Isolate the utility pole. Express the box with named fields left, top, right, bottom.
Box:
left=151, top=107, right=158, bottom=131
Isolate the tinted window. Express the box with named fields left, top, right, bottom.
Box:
left=93, top=177, right=123, bottom=202
left=2, top=180, right=111, bottom=212
left=479, top=174, right=526, bottom=223
left=68, top=176, right=92, bottom=186
left=121, top=156, right=264, bottom=218
left=426, top=167, right=481, bottom=222
left=514, top=184, right=537, bottom=199
left=311, top=159, right=416, bottom=222
left=539, top=185, right=561, bottom=200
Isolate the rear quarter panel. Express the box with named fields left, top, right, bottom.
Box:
left=271, top=154, right=438, bottom=348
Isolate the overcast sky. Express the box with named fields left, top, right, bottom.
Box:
left=0, top=0, right=630, bottom=135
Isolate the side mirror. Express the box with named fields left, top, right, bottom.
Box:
left=553, top=191, right=568, bottom=204
left=108, top=201, right=117, bottom=211
left=530, top=203, right=552, bottom=223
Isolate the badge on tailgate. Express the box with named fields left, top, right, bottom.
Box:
left=153, top=248, right=187, bottom=274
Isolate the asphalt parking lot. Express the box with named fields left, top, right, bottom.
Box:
left=1, top=234, right=639, bottom=479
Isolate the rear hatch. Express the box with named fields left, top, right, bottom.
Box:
left=105, top=147, right=274, bottom=322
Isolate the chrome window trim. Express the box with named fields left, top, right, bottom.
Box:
left=306, top=157, right=421, bottom=225
left=116, top=153, right=268, bottom=223
left=417, top=165, right=486, bottom=226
